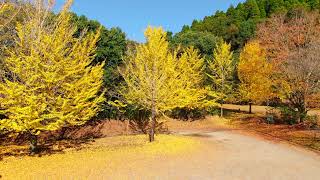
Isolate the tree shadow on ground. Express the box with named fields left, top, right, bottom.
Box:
left=0, top=120, right=107, bottom=160
left=0, top=138, right=94, bottom=159
left=222, top=108, right=252, bottom=117
left=181, top=133, right=213, bottom=138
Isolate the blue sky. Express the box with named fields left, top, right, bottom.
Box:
left=56, top=0, right=245, bottom=42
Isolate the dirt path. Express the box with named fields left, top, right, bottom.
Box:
left=117, top=130, right=320, bottom=180
left=173, top=130, right=320, bottom=180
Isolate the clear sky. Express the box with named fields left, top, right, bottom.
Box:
left=56, top=0, right=245, bottom=42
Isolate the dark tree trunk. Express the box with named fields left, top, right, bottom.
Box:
left=249, top=102, right=252, bottom=114
left=290, top=91, right=308, bottom=123
left=297, top=106, right=307, bottom=123
left=221, top=103, right=224, bottom=117
left=29, top=134, right=38, bottom=155
left=57, top=127, right=67, bottom=141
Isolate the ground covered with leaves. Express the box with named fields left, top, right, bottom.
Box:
left=0, top=135, right=201, bottom=179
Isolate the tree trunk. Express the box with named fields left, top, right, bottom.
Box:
left=149, top=63, right=156, bottom=142
left=221, top=75, right=225, bottom=118
left=249, top=102, right=252, bottom=114
left=29, top=134, right=38, bottom=155
left=149, top=104, right=156, bottom=142
left=220, top=103, right=224, bottom=117
left=57, top=127, right=67, bottom=140
left=297, top=111, right=301, bottom=124
left=297, top=107, right=307, bottom=123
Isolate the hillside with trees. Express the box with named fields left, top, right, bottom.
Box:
left=173, top=0, right=320, bottom=51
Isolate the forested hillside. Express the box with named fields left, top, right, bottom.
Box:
left=172, top=0, right=320, bottom=54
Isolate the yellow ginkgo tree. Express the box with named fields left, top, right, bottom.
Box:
left=0, top=1, right=17, bottom=28
left=120, top=26, right=208, bottom=142
left=238, top=41, right=274, bottom=113
left=207, top=40, right=234, bottom=117
left=0, top=0, right=105, bottom=152
left=0, top=1, right=22, bottom=81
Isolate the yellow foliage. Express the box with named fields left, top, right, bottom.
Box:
left=238, top=41, right=274, bottom=103
left=0, top=1, right=20, bottom=79
left=207, top=40, right=234, bottom=101
left=0, top=2, right=15, bottom=28
left=0, top=135, right=200, bottom=179
left=0, top=0, right=105, bottom=135
left=120, top=26, right=208, bottom=113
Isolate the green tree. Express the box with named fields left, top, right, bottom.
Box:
left=177, top=0, right=319, bottom=52
left=266, top=0, right=286, bottom=15
left=171, top=30, right=221, bottom=58
left=257, top=0, right=267, bottom=18
left=307, top=0, right=320, bottom=9
left=237, top=19, right=257, bottom=48
left=71, top=13, right=127, bottom=70
left=245, top=0, right=261, bottom=19
left=70, top=13, right=127, bottom=118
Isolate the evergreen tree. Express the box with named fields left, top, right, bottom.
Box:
left=171, top=30, right=221, bottom=58
left=245, top=0, right=261, bottom=19
left=266, top=0, right=286, bottom=15
left=307, top=0, right=320, bottom=9
left=70, top=13, right=127, bottom=119
left=257, top=0, right=267, bottom=18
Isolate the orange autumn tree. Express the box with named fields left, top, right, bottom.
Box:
left=238, top=41, right=274, bottom=113
left=257, top=10, right=320, bottom=121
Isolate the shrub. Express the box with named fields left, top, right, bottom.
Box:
left=169, top=108, right=206, bottom=121
left=277, top=106, right=307, bottom=125
left=304, top=115, right=319, bottom=129
left=206, top=107, right=221, bottom=116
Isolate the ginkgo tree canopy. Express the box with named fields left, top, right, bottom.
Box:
left=0, top=0, right=105, bottom=135
left=120, top=26, right=209, bottom=113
